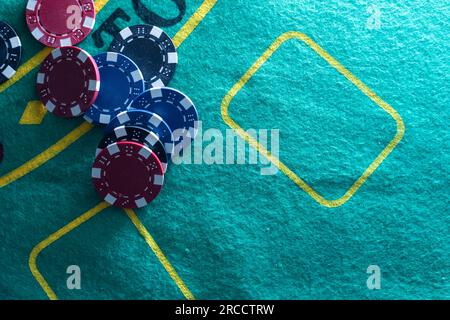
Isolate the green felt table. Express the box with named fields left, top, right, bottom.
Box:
left=0, top=0, right=448, bottom=300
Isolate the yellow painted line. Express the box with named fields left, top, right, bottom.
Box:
left=0, top=0, right=110, bottom=95
left=94, top=0, right=110, bottom=12
left=0, top=0, right=217, bottom=190
left=29, top=202, right=110, bottom=300
left=29, top=204, right=195, bottom=300
left=19, top=100, right=47, bottom=124
left=172, top=0, right=217, bottom=47
left=0, top=47, right=52, bottom=94
left=0, top=122, right=93, bottom=188
left=124, top=209, right=195, bottom=300
left=221, top=31, right=405, bottom=208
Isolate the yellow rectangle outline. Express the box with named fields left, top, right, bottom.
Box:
left=221, top=31, right=405, bottom=208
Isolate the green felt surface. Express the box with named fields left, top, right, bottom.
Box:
left=0, top=0, right=449, bottom=299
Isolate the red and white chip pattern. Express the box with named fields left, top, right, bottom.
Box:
left=26, top=0, right=96, bottom=47
left=36, top=46, right=100, bottom=118
left=91, top=141, right=165, bottom=209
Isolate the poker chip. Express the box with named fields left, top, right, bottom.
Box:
left=84, top=52, right=145, bottom=125
left=96, top=125, right=168, bottom=172
left=109, top=24, right=178, bottom=88
left=106, top=109, right=174, bottom=156
left=130, top=87, right=198, bottom=146
left=25, top=0, right=96, bottom=48
left=0, top=21, right=22, bottom=84
left=24, top=14, right=196, bottom=207
left=36, top=46, right=100, bottom=118
left=92, top=141, right=164, bottom=208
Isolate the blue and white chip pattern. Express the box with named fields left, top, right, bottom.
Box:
left=84, top=52, right=145, bottom=125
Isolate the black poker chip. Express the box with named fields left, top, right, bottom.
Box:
left=109, top=24, right=178, bottom=88
left=96, top=125, right=168, bottom=172
left=0, top=21, right=22, bottom=84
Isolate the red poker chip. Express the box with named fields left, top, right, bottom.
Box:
left=25, top=0, right=96, bottom=47
left=36, top=46, right=100, bottom=118
left=91, top=141, right=165, bottom=209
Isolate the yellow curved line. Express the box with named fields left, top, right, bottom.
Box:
left=0, top=122, right=93, bottom=188
left=29, top=202, right=110, bottom=300
left=124, top=209, right=195, bottom=300
left=0, top=47, right=52, bottom=94
left=221, top=31, right=405, bottom=208
left=0, top=0, right=217, bottom=189
left=28, top=203, right=195, bottom=300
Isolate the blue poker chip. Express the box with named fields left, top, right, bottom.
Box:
left=0, top=21, right=22, bottom=84
left=130, top=87, right=198, bottom=147
left=106, top=109, right=174, bottom=156
left=109, top=24, right=178, bottom=88
left=84, top=52, right=145, bottom=125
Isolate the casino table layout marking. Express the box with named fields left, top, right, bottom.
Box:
left=221, top=31, right=405, bottom=208
left=19, top=0, right=218, bottom=300
left=19, top=100, right=47, bottom=125
left=29, top=202, right=110, bottom=300
left=0, top=0, right=217, bottom=189
left=125, top=209, right=194, bottom=300
left=0, top=122, right=94, bottom=188
left=29, top=203, right=195, bottom=300
left=19, top=100, right=47, bottom=124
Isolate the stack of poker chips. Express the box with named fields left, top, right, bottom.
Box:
left=24, top=0, right=198, bottom=209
